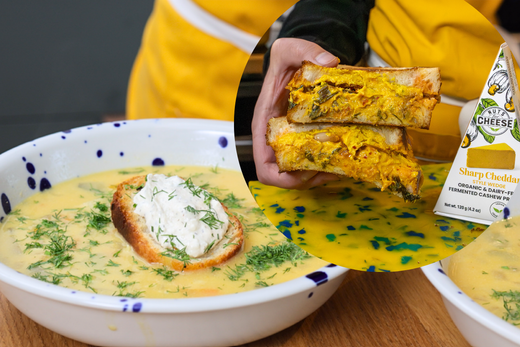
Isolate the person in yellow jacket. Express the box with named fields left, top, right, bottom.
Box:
left=126, top=0, right=296, bottom=122
left=252, top=0, right=509, bottom=189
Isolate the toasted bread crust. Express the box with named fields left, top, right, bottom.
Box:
left=111, top=175, right=244, bottom=271
left=266, top=117, right=423, bottom=202
left=293, top=61, right=442, bottom=94
left=286, top=61, right=441, bottom=128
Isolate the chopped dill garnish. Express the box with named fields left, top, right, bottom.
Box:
left=151, top=267, right=178, bottom=282
left=32, top=272, right=62, bottom=285
left=24, top=242, right=43, bottom=252
left=161, top=248, right=192, bottom=267
left=87, top=211, right=111, bottom=231
left=121, top=269, right=133, bottom=277
left=181, top=178, right=219, bottom=207
left=224, top=240, right=311, bottom=281
left=94, top=201, right=108, bottom=212
left=115, top=280, right=136, bottom=289
left=118, top=168, right=145, bottom=175
left=16, top=216, right=29, bottom=224
left=113, top=280, right=143, bottom=298
left=221, top=193, right=244, bottom=209
left=185, top=205, right=223, bottom=230
left=204, top=240, right=216, bottom=253
left=106, top=259, right=120, bottom=267
left=246, top=222, right=271, bottom=231
left=26, top=226, right=76, bottom=270
left=491, top=290, right=520, bottom=325
left=251, top=207, right=264, bottom=215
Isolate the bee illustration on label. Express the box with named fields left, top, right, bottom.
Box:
left=488, top=70, right=510, bottom=96
left=505, top=87, right=515, bottom=112
left=462, top=119, right=478, bottom=148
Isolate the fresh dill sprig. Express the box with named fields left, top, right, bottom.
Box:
left=221, top=193, right=244, bottom=209
left=151, top=267, right=179, bottom=282
left=185, top=205, right=223, bottom=230
left=161, top=248, right=192, bottom=267
left=492, top=289, right=520, bottom=324
left=106, top=259, right=120, bottom=267
left=224, top=240, right=311, bottom=281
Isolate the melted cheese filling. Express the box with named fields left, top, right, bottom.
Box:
left=272, top=126, right=420, bottom=193
left=0, top=166, right=326, bottom=298
left=288, top=70, right=426, bottom=122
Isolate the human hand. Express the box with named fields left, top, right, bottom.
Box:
left=251, top=38, right=341, bottom=189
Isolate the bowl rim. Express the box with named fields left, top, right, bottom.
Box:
left=0, top=261, right=348, bottom=313
left=0, top=118, right=349, bottom=313
left=422, top=260, right=520, bottom=344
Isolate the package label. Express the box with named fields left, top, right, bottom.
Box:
left=434, top=43, right=520, bottom=225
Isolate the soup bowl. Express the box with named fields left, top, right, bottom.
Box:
left=0, top=118, right=349, bottom=347
left=422, top=187, right=520, bottom=347
left=422, top=258, right=520, bottom=347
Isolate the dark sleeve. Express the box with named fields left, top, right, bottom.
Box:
left=263, top=0, right=375, bottom=73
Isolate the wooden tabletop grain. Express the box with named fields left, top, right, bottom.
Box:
left=0, top=268, right=471, bottom=347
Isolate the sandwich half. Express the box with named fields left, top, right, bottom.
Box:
left=286, top=61, right=441, bottom=128
left=266, top=116, right=424, bottom=202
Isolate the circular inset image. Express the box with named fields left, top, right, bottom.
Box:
left=235, top=0, right=516, bottom=274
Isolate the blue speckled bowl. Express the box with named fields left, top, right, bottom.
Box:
left=0, top=119, right=348, bottom=347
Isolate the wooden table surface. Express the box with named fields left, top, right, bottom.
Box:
left=0, top=268, right=471, bottom=347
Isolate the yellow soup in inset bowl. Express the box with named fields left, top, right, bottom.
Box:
left=449, top=215, right=520, bottom=325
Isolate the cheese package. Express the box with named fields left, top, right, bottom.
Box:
left=434, top=43, right=520, bottom=225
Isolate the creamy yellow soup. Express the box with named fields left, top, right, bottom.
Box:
left=0, top=166, right=327, bottom=298
left=449, top=215, right=520, bottom=325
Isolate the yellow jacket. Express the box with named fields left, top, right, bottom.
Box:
left=367, top=0, right=505, bottom=161
left=127, top=0, right=295, bottom=122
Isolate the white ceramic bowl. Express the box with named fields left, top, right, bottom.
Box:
left=0, top=118, right=348, bottom=347
left=423, top=259, right=520, bottom=347
left=423, top=180, right=520, bottom=346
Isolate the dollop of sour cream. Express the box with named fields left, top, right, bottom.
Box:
left=133, top=174, right=229, bottom=258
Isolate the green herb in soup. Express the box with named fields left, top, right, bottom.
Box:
left=0, top=166, right=326, bottom=298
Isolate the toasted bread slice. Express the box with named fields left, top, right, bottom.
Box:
left=111, top=175, right=244, bottom=271
left=266, top=117, right=424, bottom=202
left=286, top=61, right=441, bottom=128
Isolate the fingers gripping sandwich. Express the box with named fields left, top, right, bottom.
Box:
left=266, top=61, right=441, bottom=202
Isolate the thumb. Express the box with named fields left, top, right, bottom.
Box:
left=313, top=51, right=339, bottom=67
left=270, top=38, right=339, bottom=70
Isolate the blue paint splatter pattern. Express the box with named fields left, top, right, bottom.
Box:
left=250, top=164, right=487, bottom=272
